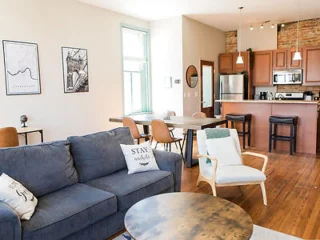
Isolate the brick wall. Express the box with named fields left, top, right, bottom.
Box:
left=225, top=18, right=320, bottom=96
left=278, top=18, right=320, bottom=49
left=225, top=18, right=320, bottom=51
left=225, top=31, right=237, bottom=53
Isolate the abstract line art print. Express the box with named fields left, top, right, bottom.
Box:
left=2, top=40, right=41, bottom=95
left=62, top=47, right=89, bottom=93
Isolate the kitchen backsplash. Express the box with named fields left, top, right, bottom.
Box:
left=277, top=85, right=320, bottom=97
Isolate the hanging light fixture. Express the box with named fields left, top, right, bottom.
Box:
left=293, top=0, right=302, bottom=60
left=236, top=7, right=244, bottom=64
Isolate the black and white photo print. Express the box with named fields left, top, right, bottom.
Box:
left=2, top=40, right=41, bottom=95
left=62, top=47, right=89, bottom=93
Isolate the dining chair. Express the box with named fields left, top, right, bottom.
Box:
left=123, top=117, right=150, bottom=144
left=151, top=119, right=184, bottom=160
left=196, top=128, right=268, bottom=205
left=182, top=111, right=207, bottom=149
left=0, top=127, right=19, bottom=148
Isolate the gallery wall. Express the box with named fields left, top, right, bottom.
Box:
left=0, top=0, right=148, bottom=143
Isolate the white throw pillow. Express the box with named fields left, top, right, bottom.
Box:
left=205, top=136, right=243, bottom=167
left=0, top=173, right=38, bottom=220
left=120, top=141, right=160, bottom=174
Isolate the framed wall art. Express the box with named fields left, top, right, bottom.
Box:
left=62, top=47, right=89, bottom=93
left=2, top=40, right=41, bottom=95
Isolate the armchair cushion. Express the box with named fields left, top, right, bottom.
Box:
left=205, top=137, right=242, bottom=166
left=216, top=165, right=266, bottom=184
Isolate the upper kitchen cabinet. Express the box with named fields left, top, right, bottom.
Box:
left=232, top=51, right=249, bottom=73
left=287, top=48, right=303, bottom=69
left=219, top=52, right=249, bottom=74
left=252, top=51, right=273, bottom=86
left=273, top=49, right=287, bottom=70
left=219, top=53, right=233, bottom=73
left=303, top=47, right=320, bottom=86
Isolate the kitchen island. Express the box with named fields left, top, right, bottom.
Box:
left=217, top=100, right=319, bottom=154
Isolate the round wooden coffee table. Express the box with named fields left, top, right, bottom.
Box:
left=124, top=192, right=253, bottom=240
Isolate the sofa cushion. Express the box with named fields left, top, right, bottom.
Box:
left=68, top=128, right=134, bottom=182
left=22, top=184, right=117, bottom=240
left=85, top=169, right=174, bottom=211
left=0, top=141, right=78, bottom=197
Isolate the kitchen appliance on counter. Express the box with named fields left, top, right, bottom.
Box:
left=275, top=92, right=304, bottom=100
left=273, top=69, right=302, bottom=85
left=220, top=74, right=248, bottom=100
left=304, top=91, right=314, bottom=100
left=259, top=92, right=267, bottom=100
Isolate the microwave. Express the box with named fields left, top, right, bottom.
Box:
left=273, top=69, right=302, bottom=85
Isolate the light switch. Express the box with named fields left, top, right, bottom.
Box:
left=187, top=92, right=191, bottom=97
left=195, top=92, right=198, bottom=97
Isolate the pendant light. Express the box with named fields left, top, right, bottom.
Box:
left=236, top=6, right=244, bottom=64
left=293, top=0, right=302, bottom=60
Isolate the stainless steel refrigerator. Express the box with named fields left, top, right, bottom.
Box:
left=220, top=74, right=247, bottom=100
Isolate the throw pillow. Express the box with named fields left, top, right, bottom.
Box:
left=0, top=173, right=38, bottom=220
left=205, top=136, right=243, bottom=167
left=120, top=142, right=159, bottom=174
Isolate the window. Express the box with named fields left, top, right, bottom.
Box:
left=121, top=26, right=151, bottom=115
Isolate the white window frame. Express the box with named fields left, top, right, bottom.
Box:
left=121, top=24, right=152, bottom=115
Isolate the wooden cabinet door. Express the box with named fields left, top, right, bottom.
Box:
left=219, top=53, right=233, bottom=73
left=287, top=48, right=303, bottom=69
left=303, top=47, right=320, bottom=85
left=253, top=51, right=273, bottom=86
left=273, top=50, right=287, bottom=69
left=232, top=51, right=249, bottom=73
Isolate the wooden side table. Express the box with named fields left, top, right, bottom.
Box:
left=125, top=192, right=253, bottom=240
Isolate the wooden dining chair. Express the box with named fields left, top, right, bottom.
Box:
left=0, top=127, right=19, bottom=148
left=123, top=117, right=150, bottom=144
left=151, top=119, right=184, bottom=160
left=182, top=112, right=207, bottom=149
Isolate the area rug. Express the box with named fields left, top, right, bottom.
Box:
left=113, top=225, right=301, bottom=240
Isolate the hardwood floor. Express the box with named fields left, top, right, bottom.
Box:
left=181, top=147, right=320, bottom=239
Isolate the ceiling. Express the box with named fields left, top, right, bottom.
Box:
left=78, top=0, right=320, bottom=31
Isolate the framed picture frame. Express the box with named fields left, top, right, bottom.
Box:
left=61, top=47, right=89, bottom=93
left=2, top=40, right=41, bottom=95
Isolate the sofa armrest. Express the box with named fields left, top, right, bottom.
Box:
left=153, top=150, right=182, bottom=192
left=0, top=202, right=21, bottom=240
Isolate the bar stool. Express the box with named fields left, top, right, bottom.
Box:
left=225, top=113, right=252, bottom=149
left=269, top=116, right=298, bottom=155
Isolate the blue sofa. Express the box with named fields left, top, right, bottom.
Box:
left=0, top=127, right=182, bottom=240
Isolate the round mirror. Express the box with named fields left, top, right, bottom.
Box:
left=186, top=65, right=198, bottom=88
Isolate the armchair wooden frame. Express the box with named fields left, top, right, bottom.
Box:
left=197, top=152, right=268, bottom=205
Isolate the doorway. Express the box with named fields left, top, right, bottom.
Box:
left=200, top=60, right=215, bottom=117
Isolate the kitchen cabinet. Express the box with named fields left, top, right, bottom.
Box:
left=287, top=48, right=303, bottom=69
left=232, top=52, right=249, bottom=73
left=252, top=51, right=273, bottom=86
left=273, top=49, right=287, bottom=70
left=219, top=52, right=249, bottom=74
left=219, top=53, right=233, bottom=73
left=303, top=47, right=320, bottom=85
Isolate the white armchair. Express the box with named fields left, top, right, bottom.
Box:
left=196, top=129, right=268, bottom=205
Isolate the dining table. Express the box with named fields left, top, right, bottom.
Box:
left=109, top=114, right=228, bottom=168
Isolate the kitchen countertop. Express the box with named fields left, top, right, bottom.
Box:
left=216, top=100, right=319, bottom=105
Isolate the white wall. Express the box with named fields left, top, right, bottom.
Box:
left=238, top=26, right=277, bottom=51
left=182, top=16, right=225, bottom=116
left=150, top=17, right=183, bottom=116
left=0, top=0, right=148, bottom=144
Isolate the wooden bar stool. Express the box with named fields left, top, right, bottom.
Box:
left=269, top=116, right=298, bottom=155
left=225, top=113, right=252, bottom=149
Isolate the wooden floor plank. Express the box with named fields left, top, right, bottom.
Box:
left=180, top=144, right=320, bottom=239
